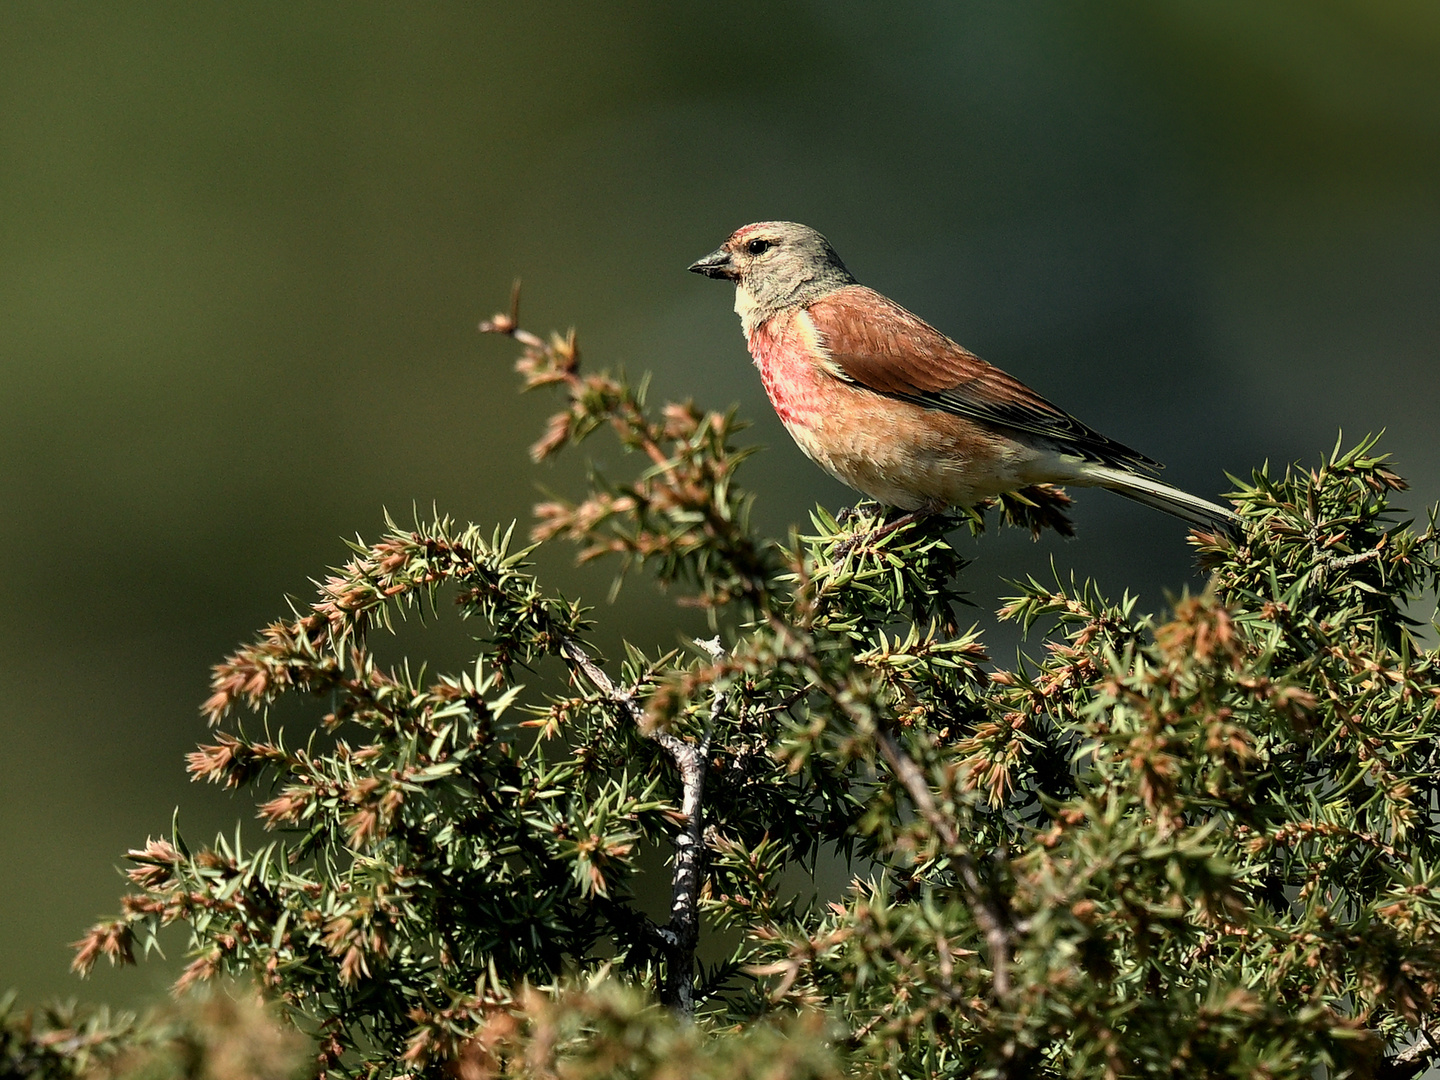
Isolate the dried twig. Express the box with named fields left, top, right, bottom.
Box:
left=477, top=279, right=547, bottom=350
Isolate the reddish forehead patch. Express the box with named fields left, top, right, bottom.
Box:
left=729, top=222, right=776, bottom=246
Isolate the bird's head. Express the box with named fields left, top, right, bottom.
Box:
left=688, top=222, right=856, bottom=321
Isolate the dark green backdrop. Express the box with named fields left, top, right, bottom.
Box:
left=2, top=2, right=1437, bottom=1005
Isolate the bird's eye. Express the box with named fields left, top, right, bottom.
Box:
left=745, top=238, right=772, bottom=256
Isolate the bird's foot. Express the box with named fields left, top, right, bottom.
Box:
left=834, top=501, right=880, bottom=528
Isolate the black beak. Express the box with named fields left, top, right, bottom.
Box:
left=687, top=246, right=736, bottom=280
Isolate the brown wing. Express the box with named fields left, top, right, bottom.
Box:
left=804, top=285, right=1160, bottom=473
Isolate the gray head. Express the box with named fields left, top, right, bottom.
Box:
left=688, top=222, right=858, bottom=319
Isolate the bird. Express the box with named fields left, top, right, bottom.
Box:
left=687, top=221, right=1239, bottom=535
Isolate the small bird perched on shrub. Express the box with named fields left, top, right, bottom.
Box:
left=688, top=221, right=1238, bottom=534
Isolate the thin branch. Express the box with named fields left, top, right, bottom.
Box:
left=873, top=726, right=1014, bottom=1003
left=770, top=612, right=1016, bottom=1008
left=872, top=726, right=1030, bottom=1079
left=1308, top=527, right=1385, bottom=592
left=557, top=638, right=638, bottom=725
left=478, top=279, right=548, bottom=351
left=558, top=632, right=723, bottom=1016
left=1379, top=1024, right=1440, bottom=1080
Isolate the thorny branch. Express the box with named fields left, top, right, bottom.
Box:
left=1310, top=539, right=1384, bottom=594
left=653, top=637, right=724, bottom=1015
left=558, top=633, right=723, bottom=1016
left=482, top=285, right=777, bottom=610
left=872, top=728, right=1014, bottom=1004
left=771, top=610, right=1017, bottom=1011
left=871, top=726, right=1027, bottom=1079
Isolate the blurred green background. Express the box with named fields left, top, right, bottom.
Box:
left=2, top=1, right=1437, bottom=1005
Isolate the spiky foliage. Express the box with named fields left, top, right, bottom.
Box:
left=70, top=297, right=1440, bottom=1079
left=0, top=985, right=308, bottom=1080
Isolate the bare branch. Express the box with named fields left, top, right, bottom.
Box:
left=558, top=638, right=638, bottom=726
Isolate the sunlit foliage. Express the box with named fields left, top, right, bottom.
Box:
left=63, top=300, right=1440, bottom=1079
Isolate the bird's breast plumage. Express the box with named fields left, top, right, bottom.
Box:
left=743, top=305, right=1060, bottom=510
left=745, top=310, right=830, bottom=427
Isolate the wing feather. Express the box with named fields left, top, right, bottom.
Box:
left=804, top=286, right=1160, bottom=473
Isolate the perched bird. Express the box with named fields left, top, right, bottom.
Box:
left=688, top=221, right=1238, bottom=534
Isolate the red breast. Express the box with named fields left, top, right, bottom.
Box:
left=745, top=309, right=829, bottom=427
left=743, top=297, right=1086, bottom=511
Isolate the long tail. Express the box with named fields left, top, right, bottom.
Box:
left=1080, top=464, right=1240, bottom=535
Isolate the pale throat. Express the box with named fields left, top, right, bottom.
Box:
left=733, top=283, right=763, bottom=337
